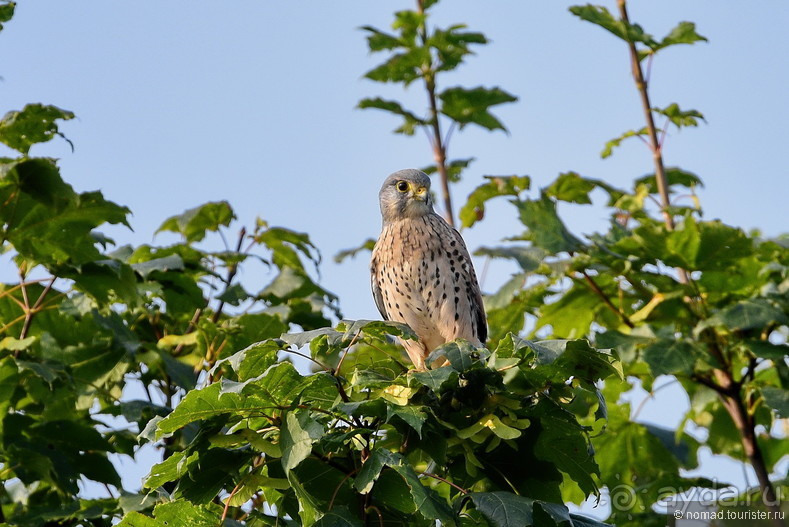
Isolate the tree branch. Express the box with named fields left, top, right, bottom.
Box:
left=417, top=0, right=454, bottom=227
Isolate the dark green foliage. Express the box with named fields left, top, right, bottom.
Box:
left=133, top=324, right=618, bottom=526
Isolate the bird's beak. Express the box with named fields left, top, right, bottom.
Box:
left=412, top=186, right=428, bottom=201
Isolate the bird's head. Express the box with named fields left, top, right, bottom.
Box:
left=378, top=169, right=434, bottom=223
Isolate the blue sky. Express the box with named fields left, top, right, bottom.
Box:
left=3, top=0, right=788, bottom=516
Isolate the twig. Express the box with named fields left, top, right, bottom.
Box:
left=282, top=348, right=333, bottom=372
left=580, top=270, right=634, bottom=328
left=20, top=277, right=56, bottom=340
left=212, top=227, right=247, bottom=324
left=173, top=308, right=202, bottom=356
left=328, top=469, right=358, bottom=511
left=335, top=330, right=362, bottom=377
left=221, top=480, right=243, bottom=522
left=422, top=471, right=469, bottom=495
left=631, top=378, right=678, bottom=421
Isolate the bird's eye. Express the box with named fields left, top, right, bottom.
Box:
left=396, top=181, right=409, bottom=192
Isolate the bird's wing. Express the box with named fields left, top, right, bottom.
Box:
left=448, top=226, right=488, bottom=344
left=370, top=253, right=389, bottom=320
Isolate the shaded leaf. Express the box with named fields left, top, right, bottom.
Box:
left=762, top=387, right=789, bottom=418
left=468, top=492, right=535, bottom=527
left=475, top=246, right=544, bottom=273
left=642, top=339, right=699, bottom=376
left=517, top=194, right=583, bottom=254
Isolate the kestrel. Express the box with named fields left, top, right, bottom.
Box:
left=370, top=169, right=487, bottom=370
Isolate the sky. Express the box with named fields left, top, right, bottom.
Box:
left=2, top=0, right=788, bottom=518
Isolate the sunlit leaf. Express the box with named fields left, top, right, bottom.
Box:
left=0, top=104, right=74, bottom=154
left=156, top=201, right=235, bottom=243
left=439, top=86, right=517, bottom=131
left=460, top=174, right=530, bottom=228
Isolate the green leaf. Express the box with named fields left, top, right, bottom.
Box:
left=742, top=340, right=788, bottom=361
left=421, top=157, right=475, bottom=183
left=356, top=449, right=455, bottom=523
left=706, top=299, right=788, bottom=332
left=643, top=424, right=701, bottom=469
left=409, top=365, right=457, bottom=392
left=545, top=172, right=597, bottom=204
left=652, top=103, right=705, bottom=129
left=282, top=326, right=345, bottom=349
left=361, top=25, right=402, bottom=52
left=154, top=382, right=264, bottom=437
left=634, top=167, right=704, bottom=194
left=655, top=21, right=707, bottom=51
left=517, top=194, right=584, bottom=254
left=130, top=254, right=184, bottom=278
left=156, top=201, right=235, bottom=242
left=385, top=402, right=427, bottom=437
left=540, top=339, right=622, bottom=382
left=569, top=514, right=613, bottom=527
left=439, top=86, right=518, bottom=131
left=357, top=97, right=426, bottom=135
left=642, top=339, right=699, bottom=376
left=460, top=175, right=530, bottom=228
left=600, top=127, right=649, bottom=159
left=334, top=238, right=375, bottom=263
left=475, top=246, right=544, bottom=273
left=342, top=319, right=419, bottom=342
left=0, top=1, right=16, bottom=31
left=144, top=451, right=189, bottom=489
left=429, top=25, right=488, bottom=72
left=536, top=283, right=600, bottom=339
left=117, top=512, right=166, bottom=527
left=534, top=400, right=599, bottom=496
left=427, top=339, right=482, bottom=371
left=215, top=283, right=251, bottom=306
left=152, top=500, right=222, bottom=527
left=281, top=410, right=324, bottom=471
left=364, top=47, right=431, bottom=85
left=762, top=387, right=789, bottom=418
left=1, top=159, right=131, bottom=267
left=468, top=492, right=535, bottom=526
left=211, top=340, right=281, bottom=381
left=569, top=4, right=657, bottom=48
left=313, top=507, right=364, bottom=527
left=0, top=104, right=74, bottom=154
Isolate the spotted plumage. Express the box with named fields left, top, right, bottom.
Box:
left=370, top=169, right=487, bottom=370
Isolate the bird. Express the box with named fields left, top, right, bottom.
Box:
left=370, top=169, right=487, bottom=370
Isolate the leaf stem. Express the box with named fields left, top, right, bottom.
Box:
left=422, top=471, right=469, bottom=495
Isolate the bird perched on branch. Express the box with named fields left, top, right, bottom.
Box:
left=370, top=169, right=487, bottom=370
